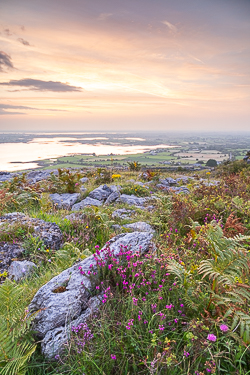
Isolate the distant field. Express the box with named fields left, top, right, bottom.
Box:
left=173, top=151, right=229, bottom=161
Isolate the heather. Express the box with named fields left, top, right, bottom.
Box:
left=0, top=161, right=250, bottom=374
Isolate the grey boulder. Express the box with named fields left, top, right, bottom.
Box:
left=105, top=191, right=120, bottom=205
left=0, top=213, right=63, bottom=250
left=123, top=221, right=154, bottom=233
left=50, top=193, right=80, bottom=210
left=80, top=177, right=89, bottom=184
left=29, top=231, right=154, bottom=358
left=112, top=208, right=136, bottom=219
left=0, top=243, right=24, bottom=274
left=88, top=184, right=112, bottom=201
left=118, top=194, right=148, bottom=206
left=71, top=197, right=102, bottom=211
left=8, top=260, right=37, bottom=282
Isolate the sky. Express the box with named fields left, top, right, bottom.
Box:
left=0, top=0, right=250, bottom=132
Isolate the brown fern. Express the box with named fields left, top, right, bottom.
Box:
left=223, top=213, right=246, bottom=238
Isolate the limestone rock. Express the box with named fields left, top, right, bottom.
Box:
left=71, top=197, right=102, bottom=211
left=8, top=260, right=37, bottom=282
left=112, top=208, right=136, bottom=219
left=29, top=231, right=154, bottom=358
left=80, top=177, right=89, bottom=184
left=26, top=169, right=58, bottom=184
left=88, top=184, right=112, bottom=201
left=50, top=193, right=80, bottom=210
left=105, top=191, right=120, bottom=205
left=0, top=242, right=24, bottom=274
left=0, top=213, right=63, bottom=250
left=41, top=295, right=101, bottom=358
left=118, top=194, right=148, bottom=206
left=123, top=221, right=154, bottom=233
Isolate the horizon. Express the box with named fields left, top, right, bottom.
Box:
left=1, top=0, right=250, bottom=132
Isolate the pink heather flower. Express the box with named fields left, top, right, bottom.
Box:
left=174, top=319, right=178, bottom=323
left=207, top=334, right=217, bottom=342
left=159, top=325, right=164, bottom=331
left=126, top=326, right=131, bottom=330
left=166, top=304, right=173, bottom=309
left=183, top=350, right=189, bottom=357
left=111, top=354, right=116, bottom=360
left=220, top=324, right=229, bottom=332
left=180, top=304, right=184, bottom=307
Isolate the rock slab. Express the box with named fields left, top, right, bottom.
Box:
left=8, top=260, right=37, bottom=282
left=29, top=231, right=154, bottom=358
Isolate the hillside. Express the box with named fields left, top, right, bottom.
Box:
left=1, top=161, right=250, bottom=374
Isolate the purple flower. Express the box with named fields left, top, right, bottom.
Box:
left=220, top=324, right=229, bottom=332
left=183, top=350, right=189, bottom=357
left=111, top=354, right=116, bottom=360
left=207, top=334, right=217, bottom=342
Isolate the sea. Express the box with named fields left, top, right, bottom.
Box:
left=0, top=132, right=176, bottom=172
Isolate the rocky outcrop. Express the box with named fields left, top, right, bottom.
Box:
left=112, top=208, right=136, bottom=219
left=0, top=242, right=24, bottom=274
left=0, top=213, right=63, bottom=250
left=29, top=231, right=154, bottom=358
left=118, top=194, right=148, bottom=207
left=26, top=169, right=58, bottom=184
left=8, top=260, right=37, bottom=282
left=88, top=184, right=112, bottom=201
left=71, top=197, right=102, bottom=211
left=50, top=193, right=80, bottom=210
left=123, top=221, right=154, bottom=233
left=80, top=177, right=89, bottom=184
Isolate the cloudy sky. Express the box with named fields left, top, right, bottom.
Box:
left=0, top=0, right=249, bottom=131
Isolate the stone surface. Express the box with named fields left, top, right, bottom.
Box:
left=112, top=208, right=136, bottom=219
left=29, top=231, right=154, bottom=358
left=26, top=170, right=58, bottom=184
left=123, top=221, right=154, bottom=233
left=80, top=177, right=89, bottom=184
left=105, top=191, right=120, bottom=205
left=50, top=193, right=80, bottom=210
left=41, top=295, right=102, bottom=358
left=88, top=184, right=112, bottom=201
left=71, top=197, right=102, bottom=211
left=118, top=194, right=148, bottom=206
left=0, top=172, right=19, bottom=183
left=0, top=242, right=24, bottom=274
left=80, top=186, right=87, bottom=193
left=8, top=260, right=37, bottom=282
left=0, top=212, right=63, bottom=250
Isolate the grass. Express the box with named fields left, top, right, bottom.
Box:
left=1, top=162, right=250, bottom=374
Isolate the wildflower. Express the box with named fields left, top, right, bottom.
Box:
left=46, top=249, right=49, bottom=252
left=207, top=334, right=217, bottom=342
left=183, top=350, right=189, bottom=357
left=166, top=304, right=173, bottom=309
left=159, top=325, right=164, bottom=331
left=111, top=354, right=116, bottom=360
left=220, top=324, right=229, bottom=332
left=55, top=354, right=60, bottom=360
left=48, top=259, right=51, bottom=262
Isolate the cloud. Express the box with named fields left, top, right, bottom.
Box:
left=0, top=79, right=82, bottom=92
left=0, top=103, right=67, bottom=115
left=98, top=13, right=113, bottom=21
left=162, top=21, right=177, bottom=33
left=17, top=38, right=30, bottom=46
left=0, top=51, right=14, bottom=71
left=4, top=28, right=12, bottom=36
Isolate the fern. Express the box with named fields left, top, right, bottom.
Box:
left=0, top=280, right=37, bottom=375
left=198, top=222, right=250, bottom=342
